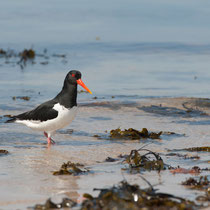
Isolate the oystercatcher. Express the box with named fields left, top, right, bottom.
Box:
left=6, top=70, right=92, bottom=145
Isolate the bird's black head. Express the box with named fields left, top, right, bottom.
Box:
left=55, top=69, right=92, bottom=108
left=66, top=70, right=82, bottom=84
left=65, top=70, right=92, bottom=94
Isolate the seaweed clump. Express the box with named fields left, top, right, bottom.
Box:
left=182, top=176, right=210, bottom=203
left=0, top=48, right=67, bottom=69
left=125, top=149, right=165, bottom=172
left=110, top=128, right=162, bottom=140
left=183, top=147, right=210, bottom=152
left=182, top=176, right=210, bottom=190
left=170, top=166, right=201, bottom=174
left=17, top=49, right=35, bottom=68
left=20, top=49, right=35, bottom=60
left=53, top=161, right=88, bottom=176
left=0, top=49, right=6, bottom=55
left=33, top=197, right=76, bottom=209
left=166, top=152, right=200, bottom=160
left=105, top=157, right=118, bottom=162
left=78, top=90, right=89, bottom=94
left=0, top=149, right=9, bottom=156
left=12, top=96, right=31, bottom=101
left=81, top=181, right=197, bottom=210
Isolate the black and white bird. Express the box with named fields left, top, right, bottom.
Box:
left=6, top=70, right=92, bottom=145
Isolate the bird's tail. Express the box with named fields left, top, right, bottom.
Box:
left=5, top=117, right=16, bottom=123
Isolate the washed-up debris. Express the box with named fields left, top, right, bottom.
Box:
left=110, top=128, right=162, bottom=140
left=78, top=90, right=89, bottom=94
left=81, top=181, right=198, bottom=210
left=168, top=146, right=210, bottom=153
left=0, top=150, right=9, bottom=156
left=170, top=166, right=201, bottom=174
left=12, top=96, right=31, bottom=101
left=183, top=147, right=210, bottom=152
left=0, top=48, right=67, bottom=68
left=182, top=176, right=210, bottom=191
left=103, top=154, right=130, bottom=163
left=95, top=36, right=100, bottom=41
left=118, top=154, right=129, bottom=159
left=0, top=48, right=15, bottom=57
left=0, top=49, right=6, bottom=55
left=182, top=176, right=210, bottom=203
left=125, top=149, right=165, bottom=171
left=105, top=157, right=118, bottom=162
left=33, top=197, right=76, bottom=209
left=20, top=49, right=35, bottom=60
left=17, top=49, right=36, bottom=68
left=53, top=161, right=89, bottom=176
left=162, top=131, right=176, bottom=135
left=3, top=114, right=13, bottom=118
left=166, top=153, right=200, bottom=160
left=92, top=134, right=100, bottom=138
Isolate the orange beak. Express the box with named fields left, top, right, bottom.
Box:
left=77, top=79, right=92, bottom=94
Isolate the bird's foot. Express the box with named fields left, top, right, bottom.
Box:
left=47, top=137, right=55, bottom=145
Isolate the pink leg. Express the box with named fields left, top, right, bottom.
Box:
left=47, top=137, right=55, bottom=144
left=44, top=132, right=55, bottom=145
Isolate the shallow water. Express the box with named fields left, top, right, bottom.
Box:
left=0, top=0, right=210, bottom=209
left=0, top=98, right=209, bottom=209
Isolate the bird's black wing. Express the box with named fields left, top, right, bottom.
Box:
left=6, top=100, right=58, bottom=123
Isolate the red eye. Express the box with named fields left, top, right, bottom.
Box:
left=72, top=74, right=75, bottom=77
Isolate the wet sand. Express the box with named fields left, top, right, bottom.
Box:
left=0, top=97, right=209, bottom=209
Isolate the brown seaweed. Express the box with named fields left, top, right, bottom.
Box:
left=125, top=149, right=165, bottom=171
left=12, top=96, right=31, bottom=101
left=3, top=114, right=13, bottom=118
left=81, top=181, right=198, bottom=210
left=0, top=48, right=66, bottom=68
left=0, top=149, right=9, bottom=156
left=182, top=176, right=210, bottom=191
left=105, top=157, right=118, bottom=162
left=166, top=153, right=200, bottom=160
left=110, top=128, right=162, bottom=140
left=182, top=176, right=210, bottom=203
left=92, top=134, right=100, bottom=138
left=53, top=161, right=88, bottom=176
left=33, top=197, right=76, bottom=209
left=0, top=49, right=6, bottom=55
left=17, top=49, right=35, bottom=68
left=183, top=147, right=210, bottom=152
left=20, top=49, right=35, bottom=60
left=78, top=90, right=89, bottom=94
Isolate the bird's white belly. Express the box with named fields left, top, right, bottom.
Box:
left=16, top=105, right=77, bottom=132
